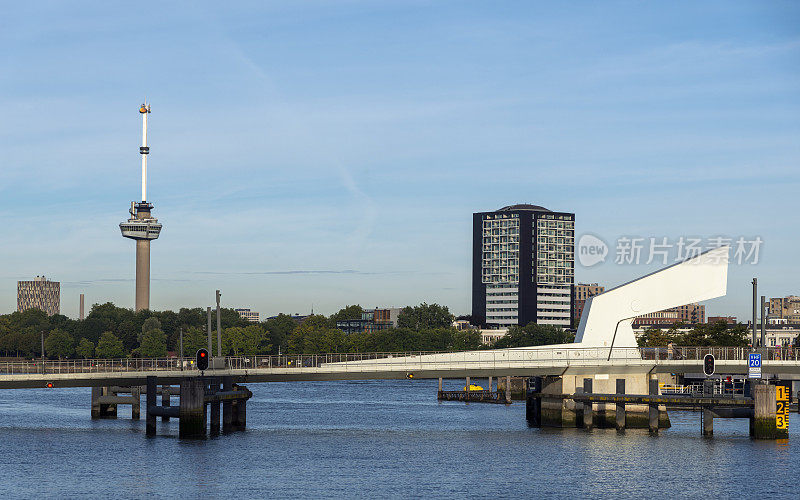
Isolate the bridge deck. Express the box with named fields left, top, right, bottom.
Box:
left=1, top=347, right=798, bottom=389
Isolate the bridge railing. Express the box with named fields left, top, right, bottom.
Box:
left=1, top=346, right=797, bottom=376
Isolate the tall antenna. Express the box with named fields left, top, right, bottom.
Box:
left=139, top=102, right=151, bottom=201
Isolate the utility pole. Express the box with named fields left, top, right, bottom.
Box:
left=760, top=295, right=766, bottom=348
left=207, top=306, right=212, bottom=353
left=41, top=331, right=45, bottom=375
left=179, top=327, right=184, bottom=371
left=751, top=278, right=757, bottom=347
left=216, top=290, right=222, bottom=357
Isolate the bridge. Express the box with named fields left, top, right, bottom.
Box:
left=1, top=346, right=798, bottom=389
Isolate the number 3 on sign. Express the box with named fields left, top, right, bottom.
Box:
left=776, top=413, right=787, bottom=430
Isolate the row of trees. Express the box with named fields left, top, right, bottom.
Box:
left=0, top=302, right=482, bottom=359
left=636, top=321, right=751, bottom=347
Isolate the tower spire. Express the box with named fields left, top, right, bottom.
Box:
left=139, top=102, right=150, bottom=202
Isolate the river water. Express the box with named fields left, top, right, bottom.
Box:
left=1, top=378, right=798, bottom=498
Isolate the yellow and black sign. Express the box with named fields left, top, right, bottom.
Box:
left=776, top=385, right=789, bottom=430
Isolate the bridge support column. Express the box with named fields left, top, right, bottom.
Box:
left=161, top=385, right=171, bottom=422
left=615, top=379, right=625, bottom=431
left=582, top=378, right=593, bottom=430
left=131, top=386, right=141, bottom=420
left=179, top=377, right=206, bottom=439
left=465, top=377, right=470, bottom=392
left=438, top=377, right=443, bottom=395
left=505, top=376, right=511, bottom=404
left=649, top=378, right=659, bottom=435
left=232, top=383, right=248, bottom=431
left=91, top=387, right=117, bottom=419
left=526, top=377, right=542, bottom=427
left=750, top=383, right=786, bottom=439
left=702, top=408, right=714, bottom=437
left=210, top=378, right=220, bottom=436
left=146, top=376, right=157, bottom=436
left=488, top=377, right=492, bottom=393
left=222, top=376, right=233, bottom=433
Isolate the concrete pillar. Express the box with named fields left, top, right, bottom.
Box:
left=232, top=384, right=247, bottom=431
left=135, top=239, right=150, bottom=312
left=505, top=376, right=512, bottom=404
left=615, top=378, right=626, bottom=431
left=91, top=386, right=101, bottom=419
left=582, top=378, right=593, bottom=430
left=179, top=378, right=207, bottom=439
left=210, top=378, right=220, bottom=436
left=438, top=377, right=443, bottom=393
left=465, top=377, right=470, bottom=391
left=222, top=376, right=233, bottom=433
left=146, top=376, right=157, bottom=436
left=648, top=378, right=659, bottom=435
left=488, top=377, right=493, bottom=393
left=131, top=386, right=141, bottom=420
left=161, top=385, right=171, bottom=422
left=526, top=377, right=542, bottom=427
left=702, top=408, right=714, bottom=437
left=750, top=383, right=784, bottom=439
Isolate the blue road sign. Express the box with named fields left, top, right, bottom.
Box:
left=748, top=353, right=762, bottom=379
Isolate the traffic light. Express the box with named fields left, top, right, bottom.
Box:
left=703, top=354, right=715, bottom=377
left=196, top=348, right=209, bottom=371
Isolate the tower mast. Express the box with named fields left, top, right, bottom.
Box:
left=139, top=102, right=150, bottom=202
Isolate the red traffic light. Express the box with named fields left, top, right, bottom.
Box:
left=703, top=354, right=715, bottom=377
left=45, top=382, right=54, bottom=388
left=196, top=348, right=210, bottom=371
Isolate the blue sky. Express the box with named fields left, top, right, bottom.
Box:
left=2, top=1, right=798, bottom=319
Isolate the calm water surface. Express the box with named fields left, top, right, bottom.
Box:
left=1, top=379, right=798, bottom=498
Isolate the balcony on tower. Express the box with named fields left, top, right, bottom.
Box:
left=120, top=201, right=162, bottom=240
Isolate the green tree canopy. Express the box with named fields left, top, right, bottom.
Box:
left=223, top=325, right=268, bottom=356
left=139, top=328, right=167, bottom=357
left=397, top=303, right=454, bottom=330
left=75, top=337, right=95, bottom=358
left=44, top=329, right=74, bottom=359
left=263, top=314, right=299, bottom=354
left=493, top=323, right=573, bottom=349
left=96, top=331, right=125, bottom=358
left=287, top=315, right=347, bottom=354
left=329, top=305, right=364, bottom=325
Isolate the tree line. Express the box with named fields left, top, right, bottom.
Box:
left=0, top=302, right=486, bottom=359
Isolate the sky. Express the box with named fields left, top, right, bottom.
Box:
left=1, top=1, right=798, bottom=319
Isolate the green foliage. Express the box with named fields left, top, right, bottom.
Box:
left=44, top=328, right=74, bottom=359
left=329, top=305, right=364, bottom=325
left=287, top=315, right=347, bottom=354
left=397, top=303, right=454, bottom=330
left=96, top=332, right=125, bottom=359
left=263, top=314, right=298, bottom=354
left=75, top=337, right=95, bottom=358
left=493, top=323, right=573, bottom=348
left=637, top=327, right=680, bottom=347
left=223, top=325, right=269, bottom=355
left=181, top=326, right=208, bottom=356
left=139, top=328, right=167, bottom=357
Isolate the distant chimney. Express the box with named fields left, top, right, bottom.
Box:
left=79, top=293, right=85, bottom=320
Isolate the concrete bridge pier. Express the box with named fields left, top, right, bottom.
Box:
left=210, top=378, right=221, bottom=436
left=161, top=386, right=171, bottom=422
left=526, top=376, right=542, bottom=427
left=648, top=378, right=659, bottom=435
left=222, top=376, right=234, bottom=433
left=179, top=378, right=206, bottom=439
left=582, top=378, right=593, bottom=430
left=91, top=387, right=117, bottom=419
left=750, top=383, right=788, bottom=439
left=231, top=383, right=247, bottom=431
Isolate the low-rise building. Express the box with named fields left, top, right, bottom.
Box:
left=632, top=303, right=705, bottom=326
left=235, top=308, right=260, bottom=323
left=480, top=328, right=508, bottom=345
left=768, top=296, right=800, bottom=322
left=707, top=316, right=737, bottom=325
left=573, top=283, right=604, bottom=324
left=336, top=307, right=402, bottom=335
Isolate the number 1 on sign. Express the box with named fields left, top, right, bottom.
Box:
left=776, top=386, right=789, bottom=401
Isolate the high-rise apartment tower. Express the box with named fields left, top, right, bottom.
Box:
left=472, top=204, right=575, bottom=328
